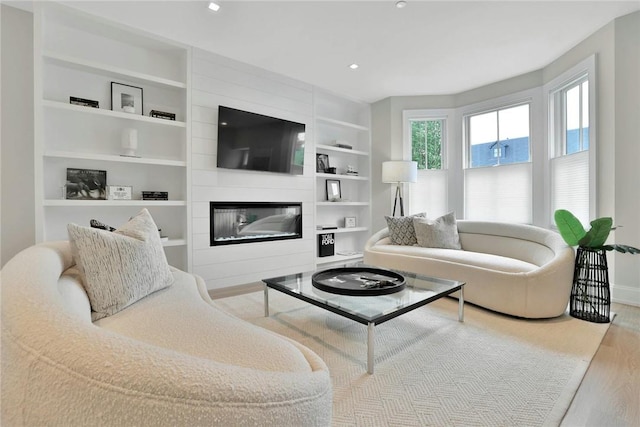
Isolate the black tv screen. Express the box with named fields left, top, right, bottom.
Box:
left=216, top=106, right=306, bottom=175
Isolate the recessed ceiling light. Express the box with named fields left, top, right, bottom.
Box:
left=208, top=2, right=220, bottom=12
left=395, top=1, right=407, bottom=8
left=349, top=63, right=359, bottom=70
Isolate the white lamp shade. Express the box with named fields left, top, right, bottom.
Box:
left=382, top=161, right=417, bottom=183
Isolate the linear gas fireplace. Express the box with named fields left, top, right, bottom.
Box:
left=210, top=202, right=302, bottom=246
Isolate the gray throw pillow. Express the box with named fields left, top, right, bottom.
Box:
left=68, top=208, right=174, bottom=321
left=413, top=212, right=462, bottom=250
left=385, top=212, right=426, bottom=245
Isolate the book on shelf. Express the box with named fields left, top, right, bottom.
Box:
left=333, top=140, right=352, bottom=149
left=142, top=191, right=168, bottom=201
left=317, top=233, right=335, bottom=257
left=149, top=110, right=176, bottom=121
left=69, top=96, right=99, bottom=108
left=316, top=225, right=338, bottom=230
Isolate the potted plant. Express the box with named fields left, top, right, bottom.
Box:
left=554, top=209, right=639, bottom=323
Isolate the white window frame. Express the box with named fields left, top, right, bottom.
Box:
left=402, top=109, right=454, bottom=217
left=544, top=55, right=597, bottom=228
left=404, top=110, right=449, bottom=170
left=463, top=101, right=533, bottom=169
left=459, top=88, right=540, bottom=224
left=553, top=75, right=589, bottom=155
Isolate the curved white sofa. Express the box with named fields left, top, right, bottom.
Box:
left=1, top=241, right=332, bottom=426
left=364, top=221, right=575, bottom=319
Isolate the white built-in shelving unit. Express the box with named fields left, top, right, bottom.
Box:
left=33, top=3, right=191, bottom=270
left=314, top=89, right=371, bottom=266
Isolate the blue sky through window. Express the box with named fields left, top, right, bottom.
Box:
left=469, top=104, right=530, bottom=167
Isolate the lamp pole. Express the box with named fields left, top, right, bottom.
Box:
left=392, top=183, right=404, bottom=217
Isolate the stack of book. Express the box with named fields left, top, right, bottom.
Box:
left=316, top=225, right=338, bottom=230
left=142, top=191, right=168, bottom=201
left=149, top=110, right=176, bottom=121
left=70, top=96, right=99, bottom=108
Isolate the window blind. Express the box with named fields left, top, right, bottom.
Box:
left=551, top=150, right=589, bottom=226
left=409, top=169, right=448, bottom=217
left=464, top=163, right=532, bottom=223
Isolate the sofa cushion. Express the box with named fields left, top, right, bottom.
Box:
left=368, top=243, right=538, bottom=274
left=95, top=268, right=313, bottom=374
left=385, top=212, right=426, bottom=245
left=68, top=208, right=174, bottom=321
left=413, top=212, right=462, bottom=249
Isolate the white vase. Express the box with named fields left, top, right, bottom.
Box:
left=121, top=128, right=138, bottom=157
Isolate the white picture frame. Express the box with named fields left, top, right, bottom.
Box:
left=107, top=185, right=133, bottom=200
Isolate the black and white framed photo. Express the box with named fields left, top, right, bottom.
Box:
left=316, top=153, right=329, bottom=173
left=326, top=179, right=341, bottom=201
left=66, top=168, right=107, bottom=200
left=111, top=82, right=143, bottom=115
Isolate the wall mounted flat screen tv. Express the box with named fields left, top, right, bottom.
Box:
left=217, top=106, right=305, bottom=175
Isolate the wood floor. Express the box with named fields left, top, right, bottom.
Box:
left=561, top=302, right=640, bottom=427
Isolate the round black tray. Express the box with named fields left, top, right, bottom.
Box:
left=311, top=267, right=406, bottom=296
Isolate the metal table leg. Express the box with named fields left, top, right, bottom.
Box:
left=458, top=286, right=464, bottom=322
left=264, top=284, right=269, bottom=317
left=367, top=322, right=375, bottom=374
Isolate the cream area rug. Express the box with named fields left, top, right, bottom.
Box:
left=215, top=291, right=612, bottom=427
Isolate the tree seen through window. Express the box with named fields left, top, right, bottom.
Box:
left=411, top=119, right=442, bottom=170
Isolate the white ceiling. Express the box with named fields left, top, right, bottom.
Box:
left=52, top=1, right=640, bottom=103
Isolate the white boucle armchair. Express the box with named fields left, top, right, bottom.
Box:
left=1, top=241, right=332, bottom=426
left=364, top=221, right=575, bottom=319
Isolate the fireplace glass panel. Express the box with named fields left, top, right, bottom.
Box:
left=210, top=202, right=302, bottom=246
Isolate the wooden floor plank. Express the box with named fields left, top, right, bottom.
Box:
left=561, top=303, right=640, bottom=427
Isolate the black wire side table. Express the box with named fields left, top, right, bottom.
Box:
left=570, top=247, right=611, bottom=323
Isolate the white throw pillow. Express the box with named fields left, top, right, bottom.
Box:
left=385, top=212, right=426, bottom=245
left=413, top=212, right=462, bottom=250
left=68, top=208, right=174, bottom=321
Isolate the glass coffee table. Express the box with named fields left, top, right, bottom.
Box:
left=262, top=264, right=465, bottom=374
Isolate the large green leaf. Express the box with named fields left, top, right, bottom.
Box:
left=554, top=209, right=586, bottom=246
left=579, top=217, right=613, bottom=247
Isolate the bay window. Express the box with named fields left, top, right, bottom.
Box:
left=547, top=55, right=595, bottom=227
left=402, top=110, right=450, bottom=217
left=464, top=102, right=533, bottom=223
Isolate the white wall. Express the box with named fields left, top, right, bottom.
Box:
left=613, top=12, right=640, bottom=303
left=370, top=98, right=392, bottom=233
left=1, top=5, right=35, bottom=267
left=189, top=49, right=316, bottom=290
left=370, top=11, right=639, bottom=305
left=542, top=13, right=639, bottom=305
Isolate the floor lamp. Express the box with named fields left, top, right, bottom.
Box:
left=382, top=161, right=417, bottom=217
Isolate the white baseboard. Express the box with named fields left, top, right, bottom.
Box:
left=208, top=281, right=263, bottom=300
left=611, top=283, right=640, bottom=307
